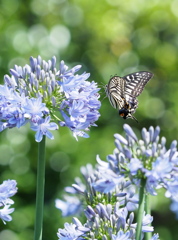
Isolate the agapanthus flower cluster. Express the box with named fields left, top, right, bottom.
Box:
left=0, top=179, right=17, bottom=224
left=0, top=56, right=100, bottom=142
left=56, top=161, right=159, bottom=239
left=55, top=124, right=178, bottom=239
left=94, top=124, right=178, bottom=201
left=57, top=204, right=159, bottom=240
left=56, top=163, right=138, bottom=217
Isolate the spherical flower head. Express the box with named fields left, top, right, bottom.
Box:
left=56, top=160, right=159, bottom=239
left=57, top=203, right=155, bottom=240
left=0, top=56, right=101, bottom=142
left=102, top=124, right=178, bottom=199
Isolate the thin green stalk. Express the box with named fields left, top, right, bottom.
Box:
left=34, top=136, right=46, bottom=240
left=136, top=178, right=146, bottom=240
left=145, top=193, right=151, bottom=240
left=145, top=193, right=150, bottom=215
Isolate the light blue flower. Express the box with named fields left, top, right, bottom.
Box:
left=150, top=234, right=159, bottom=240
left=57, top=162, right=159, bottom=240
left=141, top=214, right=154, bottom=232
left=112, top=230, right=131, bottom=240
left=0, top=205, right=14, bottom=224
left=30, top=116, right=58, bottom=142
left=128, top=158, right=143, bottom=176
left=0, top=56, right=100, bottom=141
left=57, top=219, right=89, bottom=240
left=92, top=178, right=122, bottom=193
left=55, top=196, right=82, bottom=217
left=165, top=178, right=178, bottom=201
left=0, top=180, right=17, bottom=202
left=0, top=180, right=17, bottom=224
left=99, top=124, right=178, bottom=198
left=69, top=100, right=89, bottom=122
left=23, top=97, right=49, bottom=122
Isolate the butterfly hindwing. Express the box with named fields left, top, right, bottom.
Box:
left=105, top=76, right=125, bottom=109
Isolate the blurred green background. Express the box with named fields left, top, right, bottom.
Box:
left=0, top=0, right=178, bottom=239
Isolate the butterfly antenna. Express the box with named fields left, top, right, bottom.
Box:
left=100, top=95, right=107, bottom=103
left=98, top=82, right=105, bottom=88
left=131, top=115, right=138, bottom=123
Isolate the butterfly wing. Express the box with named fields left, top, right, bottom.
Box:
left=105, top=76, right=125, bottom=109
left=123, top=71, right=153, bottom=112
left=123, top=71, right=153, bottom=97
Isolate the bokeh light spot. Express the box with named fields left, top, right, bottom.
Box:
left=144, top=97, right=165, bottom=119
left=110, top=37, right=131, bottom=56
left=10, top=155, right=30, bottom=175
left=62, top=4, right=83, bottom=26
left=0, top=145, right=14, bottom=166
left=28, top=24, right=48, bottom=47
left=13, top=30, right=32, bottom=54
left=154, top=43, right=177, bottom=68
left=30, top=0, right=49, bottom=16
left=0, top=230, right=18, bottom=240
left=133, top=27, right=155, bottom=49
left=171, top=0, right=178, bottom=17
left=118, top=51, right=139, bottom=69
left=1, top=0, right=19, bottom=16
left=49, top=25, right=71, bottom=50
left=161, top=110, right=178, bottom=131
left=49, top=151, right=70, bottom=172
left=150, top=10, right=170, bottom=31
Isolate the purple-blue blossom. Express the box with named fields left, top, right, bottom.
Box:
left=55, top=196, right=82, bottom=217
left=94, top=124, right=178, bottom=200
left=30, top=116, right=58, bottom=142
left=56, top=162, right=157, bottom=239
left=57, top=201, right=155, bottom=240
left=0, top=56, right=100, bottom=141
left=92, top=178, right=122, bottom=193
left=57, top=218, right=89, bottom=240
left=0, top=180, right=17, bottom=202
left=0, top=180, right=17, bottom=224
left=111, top=230, right=131, bottom=240
left=56, top=125, right=167, bottom=240
left=56, top=138, right=161, bottom=240
left=150, top=234, right=160, bottom=240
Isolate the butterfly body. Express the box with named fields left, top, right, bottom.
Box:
left=105, top=71, right=153, bottom=121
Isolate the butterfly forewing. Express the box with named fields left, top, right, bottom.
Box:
left=106, top=76, right=125, bottom=109
left=123, top=71, right=153, bottom=97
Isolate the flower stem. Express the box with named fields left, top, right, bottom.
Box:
left=145, top=193, right=150, bottom=215
left=136, top=178, right=146, bottom=240
left=34, top=136, right=46, bottom=240
left=145, top=193, right=151, bottom=240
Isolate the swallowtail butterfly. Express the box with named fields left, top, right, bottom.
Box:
left=105, top=71, right=153, bottom=122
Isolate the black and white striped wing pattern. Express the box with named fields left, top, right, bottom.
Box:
left=123, top=71, right=153, bottom=97
left=123, top=71, right=153, bottom=112
left=106, top=71, right=153, bottom=120
left=105, top=76, right=125, bottom=109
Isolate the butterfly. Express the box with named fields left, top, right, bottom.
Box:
left=105, top=71, right=153, bottom=122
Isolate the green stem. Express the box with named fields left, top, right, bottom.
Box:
left=136, top=178, right=146, bottom=240
left=34, top=136, right=46, bottom=240
left=145, top=193, right=151, bottom=240
left=145, top=193, right=150, bottom=215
